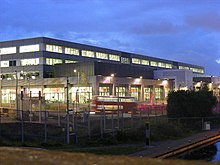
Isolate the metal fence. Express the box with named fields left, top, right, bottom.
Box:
left=0, top=107, right=220, bottom=145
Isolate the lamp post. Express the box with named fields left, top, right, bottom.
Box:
left=66, top=77, right=70, bottom=144
left=15, top=71, right=19, bottom=118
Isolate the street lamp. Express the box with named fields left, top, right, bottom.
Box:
left=15, top=71, right=19, bottom=118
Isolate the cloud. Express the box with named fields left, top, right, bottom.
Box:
left=216, top=59, right=220, bottom=64
left=131, top=21, right=181, bottom=35
left=186, top=12, right=220, bottom=31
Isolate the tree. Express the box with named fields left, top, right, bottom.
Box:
left=167, top=88, right=217, bottom=118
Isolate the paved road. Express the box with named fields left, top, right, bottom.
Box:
left=130, top=129, right=220, bottom=158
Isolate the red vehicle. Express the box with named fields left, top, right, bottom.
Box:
left=91, top=95, right=137, bottom=114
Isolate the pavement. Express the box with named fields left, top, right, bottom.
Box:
left=130, top=129, right=220, bottom=158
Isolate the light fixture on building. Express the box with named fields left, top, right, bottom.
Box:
left=162, top=80, right=168, bottom=86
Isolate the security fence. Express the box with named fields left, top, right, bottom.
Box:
left=0, top=107, right=220, bottom=145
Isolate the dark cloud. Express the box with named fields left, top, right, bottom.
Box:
left=131, top=21, right=180, bottom=35
left=186, top=12, right=220, bottom=31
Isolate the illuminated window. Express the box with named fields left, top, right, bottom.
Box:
left=158, top=62, right=166, bottom=68
left=190, top=68, right=204, bottom=74
left=0, top=47, right=16, bottom=55
left=82, top=50, right=95, bottom=58
left=0, top=61, right=9, bottom=67
left=0, top=60, right=16, bottom=68
left=121, top=57, right=130, bottom=64
left=132, top=58, right=141, bottom=64
left=19, top=44, right=39, bottom=53
left=96, top=52, right=108, bottom=60
left=21, top=58, right=39, bottom=66
left=141, top=60, right=149, bottom=65
left=46, top=58, right=62, bottom=65
left=46, top=44, right=62, bottom=53
left=65, top=60, right=78, bottom=63
left=65, top=47, right=79, bottom=55
left=179, top=66, right=189, bottom=70
left=165, top=64, right=172, bottom=69
left=150, top=61, right=158, bottom=67
left=109, top=54, right=120, bottom=61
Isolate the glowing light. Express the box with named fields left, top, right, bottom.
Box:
left=162, top=80, right=168, bottom=86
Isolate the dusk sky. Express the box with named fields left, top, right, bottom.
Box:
left=1, top=0, right=220, bottom=76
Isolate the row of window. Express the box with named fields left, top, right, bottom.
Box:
left=0, top=58, right=78, bottom=67
left=179, top=66, right=204, bottom=74
left=0, top=44, right=203, bottom=73
left=0, top=71, right=40, bottom=80
left=0, top=44, right=40, bottom=55
left=131, top=58, right=172, bottom=68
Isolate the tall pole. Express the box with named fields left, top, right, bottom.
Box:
left=117, top=81, right=120, bottom=130
left=66, top=77, right=70, bottom=144
left=15, top=71, right=19, bottom=118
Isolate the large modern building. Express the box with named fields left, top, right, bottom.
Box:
left=0, top=37, right=219, bottom=108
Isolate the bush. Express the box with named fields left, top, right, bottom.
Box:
left=167, top=88, right=217, bottom=118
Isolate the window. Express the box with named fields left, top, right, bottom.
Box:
left=179, top=66, right=189, bottom=70
left=165, top=64, right=172, bottom=69
left=96, top=52, right=108, bottom=60
left=132, top=58, right=141, bottom=64
left=20, top=71, right=40, bottom=80
left=0, top=47, right=16, bottom=55
left=46, top=44, right=62, bottom=53
left=9, top=60, right=16, bottom=66
left=65, top=47, right=79, bottom=55
left=121, top=57, right=130, bottom=64
left=21, top=58, right=39, bottom=66
left=82, top=50, right=95, bottom=58
left=109, top=54, right=120, bottom=61
left=158, top=62, right=166, bottom=68
left=141, top=59, right=149, bottom=65
left=19, top=44, right=40, bottom=53
left=150, top=61, right=158, bottom=67
left=0, top=61, right=9, bottom=67
left=190, top=67, right=204, bottom=74
left=46, top=58, right=62, bottom=65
